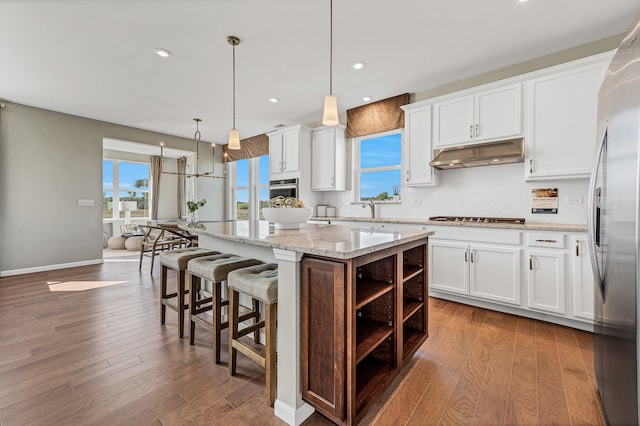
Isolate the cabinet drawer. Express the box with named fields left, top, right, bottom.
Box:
left=527, top=233, right=565, bottom=248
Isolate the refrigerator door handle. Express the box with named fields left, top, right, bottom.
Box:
left=588, top=124, right=607, bottom=297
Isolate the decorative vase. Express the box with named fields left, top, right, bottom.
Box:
left=189, top=210, right=199, bottom=223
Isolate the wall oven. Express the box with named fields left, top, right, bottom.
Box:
left=269, top=178, right=298, bottom=199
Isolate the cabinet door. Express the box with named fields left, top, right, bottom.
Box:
left=403, top=105, right=436, bottom=186
left=282, top=129, right=300, bottom=173
left=428, top=240, right=469, bottom=295
left=469, top=244, right=522, bottom=305
left=269, top=133, right=283, bottom=174
left=312, top=129, right=335, bottom=190
left=525, top=60, right=607, bottom=180
left=572, top=236, right=595, bottom=320
left=474, top=83, right=522, bottom=143
left=527, top=249, right=566, bottom=314
left=433, top=95, right=474, bottom=147
left=301, top=257, right=345, bottom=421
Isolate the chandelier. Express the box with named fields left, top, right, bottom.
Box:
left=322, top=0, right=339, bottom=126
left=160, top=118, right=225, bottom=179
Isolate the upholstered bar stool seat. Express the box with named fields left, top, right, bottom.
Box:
left=186, top=254, right=262, bottom=364
left=159, top=247, right=219, bottom=338
left=227, top=263, right=278, bottom=406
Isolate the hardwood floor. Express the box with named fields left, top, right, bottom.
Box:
left=0, top=257, right=604, bottom=425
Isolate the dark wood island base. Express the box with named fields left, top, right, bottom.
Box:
left=301, top=239, right=429, bottom=425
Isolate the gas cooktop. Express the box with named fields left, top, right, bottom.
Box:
left=429, top=216, right=526, bottom=224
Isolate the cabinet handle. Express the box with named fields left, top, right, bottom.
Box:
left=406, top=171, right=410, bottom=182
left=282, top=161, right=286, bottom=170
left=529, top=159, right=533, bottom=173
left=469, top=125, right=473, bottom=139
left=470, top=251, right=475, bottom=263
left=464, top=250, right=468, bottom=262
left=576, top=240, right=580, bottom=257
left=475, top=124, right=479, bottom=137
left=535, top=239, right=557, bottom=243
left=330, top=177, right=334, bottom=186
left=529, top=255, right=533, bottom=270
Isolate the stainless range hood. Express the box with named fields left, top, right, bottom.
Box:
left=429, top=138, right=524, bottom=170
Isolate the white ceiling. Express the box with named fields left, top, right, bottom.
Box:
left=1, top=0, right=638, bottom=145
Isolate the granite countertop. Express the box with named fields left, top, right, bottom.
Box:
left=308, top=216, right=587, bottom=233
left=180, top=220, right=435, bottom=260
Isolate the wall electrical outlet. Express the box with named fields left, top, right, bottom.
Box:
left=565, top=196, right=583, bottom=205
left=413, top=199, right=422, bottom=206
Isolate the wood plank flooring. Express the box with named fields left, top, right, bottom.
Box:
left=0, top=256, right=604, bottom=425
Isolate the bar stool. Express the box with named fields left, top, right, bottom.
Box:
left=186, top=254, right=262, bottom=364
left=159, top=247, right=219, bottom=337
left=227, top=263, right=278, bottom=406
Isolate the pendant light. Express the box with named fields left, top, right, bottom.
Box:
left=228, top=35, right=241, bottom=149
left=322, top=0, right=339, bottom=126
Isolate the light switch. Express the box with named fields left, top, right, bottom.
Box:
left=565, top=196, right=583, bottom=205
left=78, top=199, right=95, bottom=207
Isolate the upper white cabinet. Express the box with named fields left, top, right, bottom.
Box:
left=433, top=83, right=522, bottom=148
left=401, top=103, right=437, bottom=186
left=269, top=125, right=310, bottom=180
left=524, top=52, right=613, bottom=180
left=311, top=125, right=346, bottom=191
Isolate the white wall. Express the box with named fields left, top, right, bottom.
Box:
left=315, top=161, right=589, bottom=224
left=0, top=103, right=225, bottom=276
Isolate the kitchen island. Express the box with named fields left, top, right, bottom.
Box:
left=180, top=220, right=434, bottom=425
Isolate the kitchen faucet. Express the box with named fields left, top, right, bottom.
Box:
left=363, top=199, right=375, bottom=218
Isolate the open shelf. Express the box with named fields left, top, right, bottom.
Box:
left=355, top=349, right=395, bottom=417
left=403, top=298, right=422, bottom=321
left=356, top=280, right=394, bottom=309
left=403, top=265, right=423, bottom=281
left=403, top=326, right=426, bottom=360
left=356, top=318, right=393, bottom=364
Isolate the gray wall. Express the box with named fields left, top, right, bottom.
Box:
left=0, top=103, right=224, bottom=275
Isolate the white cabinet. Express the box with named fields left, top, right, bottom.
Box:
left=524, top=52, right=613, bottom=180
left=429, top=238, right=521, bottom=306
left=311, top=125, right=346, bottom=191
left=433, top=83, right=522, bottom=148
left=572, top=235, right=595, bottom=320
left=269, top=125, right=310, bottom=180
left=401, top=103, right=437, bottom=186
left=526, top=249, right=566, bottom=314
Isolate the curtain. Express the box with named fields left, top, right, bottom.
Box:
left=223, top=133, right=269, bottom=162
left=346, top=93, right=410, bottom=139
left=177, top=157, right=186, bottom=219
left=150, top=156, right=162, bottom=220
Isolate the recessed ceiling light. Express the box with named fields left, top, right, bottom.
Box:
left=353, top=61, right=366, bottom=70
left=269, top=97, right=280, bottom=103
left=154, top=48, right=172, bottom=58
left=363, top=96, right=372, bottom=102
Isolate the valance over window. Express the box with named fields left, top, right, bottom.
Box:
left=346, top=93, right=410, bottom=139
left=223, top=134, right=269, bottom=162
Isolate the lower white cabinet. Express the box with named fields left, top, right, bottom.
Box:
left=572, top=235, right=595, bottom=320
left=526, top=249, right=566, bottom=314
left=429, top=239, right=521, bottom=306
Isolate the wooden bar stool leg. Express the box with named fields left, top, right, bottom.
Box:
left=189, top=275, right=200, bottom=345
left=252, top=298, right=260, bottom=344
left=160, top=265, right=168, bottom=325
left=178, top=270, right=186, bottom=338
left=229, top=289, right=239, bottom=375
left=265, top=301, right=277, bottom=407
left=213, top=280, right=223, bottom=364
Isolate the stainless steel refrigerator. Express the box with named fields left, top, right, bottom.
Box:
left=589, top=16, right=640, bottom=426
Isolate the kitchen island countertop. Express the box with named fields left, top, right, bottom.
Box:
left=180, top=220, right=435, bottom=259
left=309, top=216, right=587, bottom=233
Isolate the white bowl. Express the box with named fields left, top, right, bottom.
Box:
left=262, top=207, right=313, bottom=229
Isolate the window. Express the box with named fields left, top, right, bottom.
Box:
left=228, top=155, right=269, bottom=220
left=103, top=159, right=150, bottom=219
left=354, top=130, right=402, bottom=202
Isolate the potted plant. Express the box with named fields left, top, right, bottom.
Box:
left=186, top=199, right=206, bottom=223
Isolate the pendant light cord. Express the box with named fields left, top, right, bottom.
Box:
left=232, top=43, right=236, bottom=129
left=329, top=0, right=333, bottom=96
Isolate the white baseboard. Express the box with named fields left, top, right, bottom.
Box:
left=0, top=259, right=104, bottom=277
left=274, top=400, right=315, bottom=426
